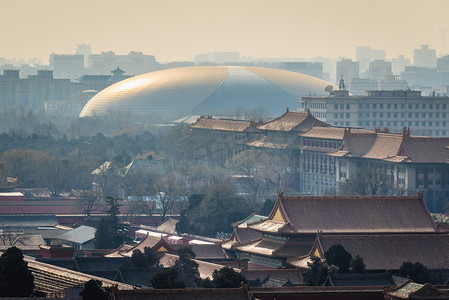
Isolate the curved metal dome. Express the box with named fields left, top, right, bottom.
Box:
left=80, top=66, right=333, bottom=119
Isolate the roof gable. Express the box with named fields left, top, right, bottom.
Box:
left=266, top=193, right=290, bottom=225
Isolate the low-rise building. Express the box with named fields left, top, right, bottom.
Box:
left=56, top=225, right=95, bottom=250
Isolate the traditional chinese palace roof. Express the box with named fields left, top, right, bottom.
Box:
left=308, top=233, right=449, bottom=270
left=105, top=234, right=175, bottom=257
left=248, top=193, right=441, bottom=235
left=300, top=126, right=374, bottom=140
left=330, top=130, right=449, bottom=163
left=189, top=117, right=257, bottom=132
left=256, top=110, right=329, bottom=132
left=24, top=256, right=134, bottom=296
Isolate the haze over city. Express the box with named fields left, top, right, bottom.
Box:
left=2, top=0, right=449, bottom=63
left=4, top=0, right=449, bottom=298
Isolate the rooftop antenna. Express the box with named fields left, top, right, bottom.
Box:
left=339, top=74, right=346, bottom=90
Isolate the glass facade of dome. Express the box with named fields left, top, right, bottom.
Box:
left=80, top=66, right=333, bottom=119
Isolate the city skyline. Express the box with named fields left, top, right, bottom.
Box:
left=2, top=0, right=449, bottom=63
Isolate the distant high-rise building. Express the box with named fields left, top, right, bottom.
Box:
left=348, top=78, right=378, bottom=95
left=413, top=45, right=436, bottom=68
left=0, top=69, right=70, bottom=110
left=401, top=66, right=441, bottom=89
left=210, top=52, right=240, bottom=64
left=369, top=60, right=392, bottom=80
left=379, top=75, right=407, bottom=91
left=437, top=55, right=449, bottom=71
left=336, top=59, right=359, bottom=83
left=76, top=44, right=92, bottom=68
left=392, top=55, right=411, bottom=75
left=356, top=46, right=386, bottom=61
left=88, top=51, right=156, bottom=75
left=49, top=54, right=85, bottom=80
left=356, top=46, right=386, bottom=72
left=193, top=52, right=240, bottom=64
left=277, top=62, right=323, bottom=79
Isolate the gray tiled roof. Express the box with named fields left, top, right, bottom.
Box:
left=250, top=194, right=439, bottom=234
left=59, top=225, right=95, bottom=244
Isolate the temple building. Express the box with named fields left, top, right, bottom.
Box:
left=226, top=193, right=449, bottom=273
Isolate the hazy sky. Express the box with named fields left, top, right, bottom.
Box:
left=2, top=0, right=449, bottom=63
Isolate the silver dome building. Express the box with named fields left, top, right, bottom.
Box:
left=80, top=66, right=333, bottom=119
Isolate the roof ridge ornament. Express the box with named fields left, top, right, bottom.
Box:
left=417, top=191, right=423, bottom=199
left=402, top=126, right=411, bottom=138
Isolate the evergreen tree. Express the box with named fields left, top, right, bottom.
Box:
left=209, top=267, right=248, bottom=288
left=151, top=268, right=185, bottom=289
left=325, top=244, right=352, bottom=273
left=79, top=279, right=110, bottom=300
left=94, top=197, right=130, bottom=249
left=130, top=247, right=160, bottom=267
left=399, top=261, right=430, bottom=284
left=176, top=247, right=201, bottom=287
left=195, top=183, right=251, bottom=236
left=176, top=194, right=204, bottom=234
left=130, top=249, right=147, bottom=267
left=144, top=246, right=160, bottom=267
left=303, top=256, right=329, bottom=286
left=258, top=198, right=275, bottom=216
left=94, top=217, right=116, bottom=249
left=0, top=247, right=34, bottom=297
left=350, top=255, right=366, bottom=273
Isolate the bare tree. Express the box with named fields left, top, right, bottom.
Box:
left=225, top=150, right=294, bottom=203
left=155, top=173, right=185, bottom=220
left=43, top=157, right=68, bottom=196
left=338, top=169, right=397, bottom=195
left=91, top=161, right=123, bottom=198
left=0, top=231, right=29, bottom=246
left=183, top=164, right=231, bottom=195
left=225, top=150, right=271, bottom=202
left=78, top=190, right=102, bottom=217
